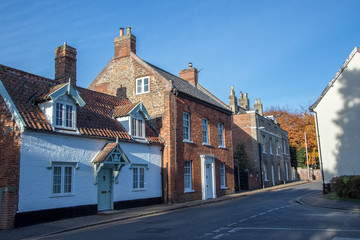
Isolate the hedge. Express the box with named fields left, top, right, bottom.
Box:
left=331, top=175, right=360, bottom=199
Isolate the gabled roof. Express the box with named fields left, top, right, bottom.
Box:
left=113, top=102, right=151, bottom=119
left=310, top=46, right=360, bottom=110
left=0, top=64, right=162, bottom=144
left=92, top=142, right=130, bottom=164
left=145, top=62, right=232, bottom=114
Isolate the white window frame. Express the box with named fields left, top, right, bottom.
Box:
left=220, top=162, right=226, bottom=188
left=183, top=112, right=191, bottom=141
left=184, top=160, right=193, bottom=192
left=264, top=164, right=268, bottom=181
left=218, top=123, right=224, bottom=147
left=133, top=166, right=145, bottom=190
left=283, top=139, right=287, bottom=154
left=202, top=118, right=209, bottom=145
left=278, top=165, right=281, bottom=181
left=53, top=101, right=76, bottom=130
left=131, top=117, right=145, bottom=139
left=269, top=138, right=273, bottom=155
left=261, top=135, right=266, bottom=153
left=276, top=141, right=279, bottom=155
left=136, top=76, right=150, bottom=95
left=51, top=164, right=74, bottom=196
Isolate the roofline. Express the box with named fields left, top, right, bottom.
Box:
left=178, top=91, right=232, bottom=115
left=197, top=83, right=232, bottom=110
left=0, top=79, right=26, bottom=132
left=309, top=46, right=360, bottom=110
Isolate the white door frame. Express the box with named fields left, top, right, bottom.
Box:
left=200, top=154, right=216, bottom=200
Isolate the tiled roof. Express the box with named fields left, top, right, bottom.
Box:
left=0, top=64, right=162, bottom=144
left=113, top=102, right=138, bottom=118
left=146, top=62, right=232, bottom=113
left=92, top=143, right=118, bottom=163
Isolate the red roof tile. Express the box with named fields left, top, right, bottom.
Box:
left=0, top=64, right=162, bottom=144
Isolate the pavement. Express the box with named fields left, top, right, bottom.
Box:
left=1, top=180, right=359, bottom=240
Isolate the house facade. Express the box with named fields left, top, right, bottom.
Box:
left=0, top=44, right=163, bottom=229
left=229, top=87, right=292, bottom=190
left=89, top=27, right=235, bottom=203
left=310, top=46, right=360, bottom=189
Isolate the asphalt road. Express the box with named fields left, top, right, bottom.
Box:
left=37, top=182, right=360, bottom=240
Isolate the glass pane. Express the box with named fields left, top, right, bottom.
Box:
left=133, top=168, right=138, bottom=188
left=53, top=166, right=61, bottom=194
left=137, top=79, right=142, bottom=93
left=132, top=118, right=137, bottom=136
left=56, top=103, right=63, bottom=126
left=139, top=168, right=144, bottom=188
left=64, top=167, right=72, bottom=193
left=143, top=78, right=149, bottom=92
left=138, top=120, right=143, bottom=137
left=65, top=105, right=73, bottom=128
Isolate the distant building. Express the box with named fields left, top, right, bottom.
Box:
left=89, top=28, right=235, bottom=203
left=0, top=44, right=163, bottom=229
left=229, top=86, right=292, bottom=190
left=310, top=46, right=360, bottom=190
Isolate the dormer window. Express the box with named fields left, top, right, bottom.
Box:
left=132, top=118, right=144, bottom=138
left=55, top=102, right=75, bottom=128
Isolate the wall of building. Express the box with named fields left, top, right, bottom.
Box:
left=175, top=96, right=234, bottom=202
left=314, top=51, right=360, bottom=183
left=0, top=96, right=21, bottom=229
left=18, top=131, right=162, bottom=213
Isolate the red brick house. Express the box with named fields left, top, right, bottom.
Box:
left=89, top=27, right=235, bottom=203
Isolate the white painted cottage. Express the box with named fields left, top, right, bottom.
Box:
left=0, top=44, right=163, bottom=229
left=310, top=46, right=360, bottom=190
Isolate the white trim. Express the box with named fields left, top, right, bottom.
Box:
left=0, top=80, right=26, bottom=131
left=259, top=128, right=282, bottom=139
left=183, top=112, right=191, bottom=141
left=135, top=76, right=150, bottom=95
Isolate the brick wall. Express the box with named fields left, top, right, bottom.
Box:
left=0, top=96, right=21, bottom=229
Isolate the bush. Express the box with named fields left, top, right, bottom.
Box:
left=331, top=176, right=360, bottom=199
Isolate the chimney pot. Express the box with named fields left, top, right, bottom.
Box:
left=189, top=62, right=193, bottom=68
left=119, top=28, right=124, bottom=36
left=126, top=27, right=131, bottom=35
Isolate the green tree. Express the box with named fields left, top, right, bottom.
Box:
left=234, top=143, right=251, bottom=172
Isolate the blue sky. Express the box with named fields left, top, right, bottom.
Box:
left=1, top=0, right=360, bottom=111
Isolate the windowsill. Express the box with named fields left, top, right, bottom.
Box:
left=220, top=186, right=228, bottom=190
left=132, top=188, right=146, bottom=192
left=219, top=146, right=227, bottom=149
left=183, top=140, right=194, bottom=144
left=50, top=194, right=75, bottom=198
left=135, top=91, right=150, bottom=95
left=184, top=189, right=195, bottom=193
left=270, top=153, right=273, bottom=155
left=202, top=143, right=212, bottom=147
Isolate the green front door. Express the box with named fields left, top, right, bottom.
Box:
left=97, top=168, right=113, bottom=211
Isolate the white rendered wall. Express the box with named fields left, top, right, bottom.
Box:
left=18, top=131, right=162, bottom=213
left=315, top=51, right=360, bottom=183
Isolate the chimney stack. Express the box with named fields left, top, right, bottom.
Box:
left=229, top=86, right=238, bottom=114
left=254, top=98, right=263, bottom=115
left=114, top=26, right=136, bottom=58
left=239, top=91, right=250, bottom=110
left=55, top=42, right=77, bottom=86
left=179, top=62, right=198, bottom=86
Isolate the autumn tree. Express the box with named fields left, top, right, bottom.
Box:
left=265, top=107, right=319, bottom=168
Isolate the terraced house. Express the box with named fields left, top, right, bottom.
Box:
left=0, top=44, right=163, bottom=229
left=89, top=27, right=235, bottom=203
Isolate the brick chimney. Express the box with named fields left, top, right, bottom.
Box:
left=55, top=42, right=77, bottom=86
left=114, top=27, right=136, bottom=58
left=239, top=91, right=250, bottom=111
left=254, top=98, right=263, bottom=116
left=229, top=86, right=238, bottom=114
left=179, top=63, right=198, bottom=86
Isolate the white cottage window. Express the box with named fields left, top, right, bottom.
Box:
left=133, top=167, right=145, bottom=189
left=54, top=101, right=76, bottom=129
left=184, top=160, right=192, bottom=192
left=132, top=118, right=144, bottom=138
left=136, top=76, right=150, bottom=94
left=52, top=164, right=74, bottom=196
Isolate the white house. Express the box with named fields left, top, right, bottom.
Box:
left=310, top=46, right=360, bottom=190
left=0, top=43, right=163, bottom=229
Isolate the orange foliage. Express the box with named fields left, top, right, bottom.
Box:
left=265, top=108, right=318, bottom=166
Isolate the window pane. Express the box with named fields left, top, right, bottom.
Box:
left=56, top=103, right=63, bottom=126
left=53, top=166, right=61, bottom=194
left=133, top=168, right=138, bottom=189
left=139, top=168, right=144, bottom=188
left=218, top=123, right=224, bottom=146
left=184, top=161, right=192, bottom=190
left=220, top=163, right=225, bottom=187
left=202, top=119, right=208, bottom=144
left=138, top=119, right=143, bottom=137
left=183, top=113, right=190, bottom=140
left=64, top=166, right=72, bottom=193
left=132, top=118, right=137, bottom=136
left=65, top=105, right=73, bottom=128
left=137, top=79, right=142, bottom=94
left=143, top=78, right=149, bottom=92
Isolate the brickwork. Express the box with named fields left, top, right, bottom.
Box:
left=55, top=43, right=77, bottom=86
left=296, top=168, right=322, bottom=181
left=0, top=96, right=21, bottom=229
left=90, top=30, right=235, bottom=202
